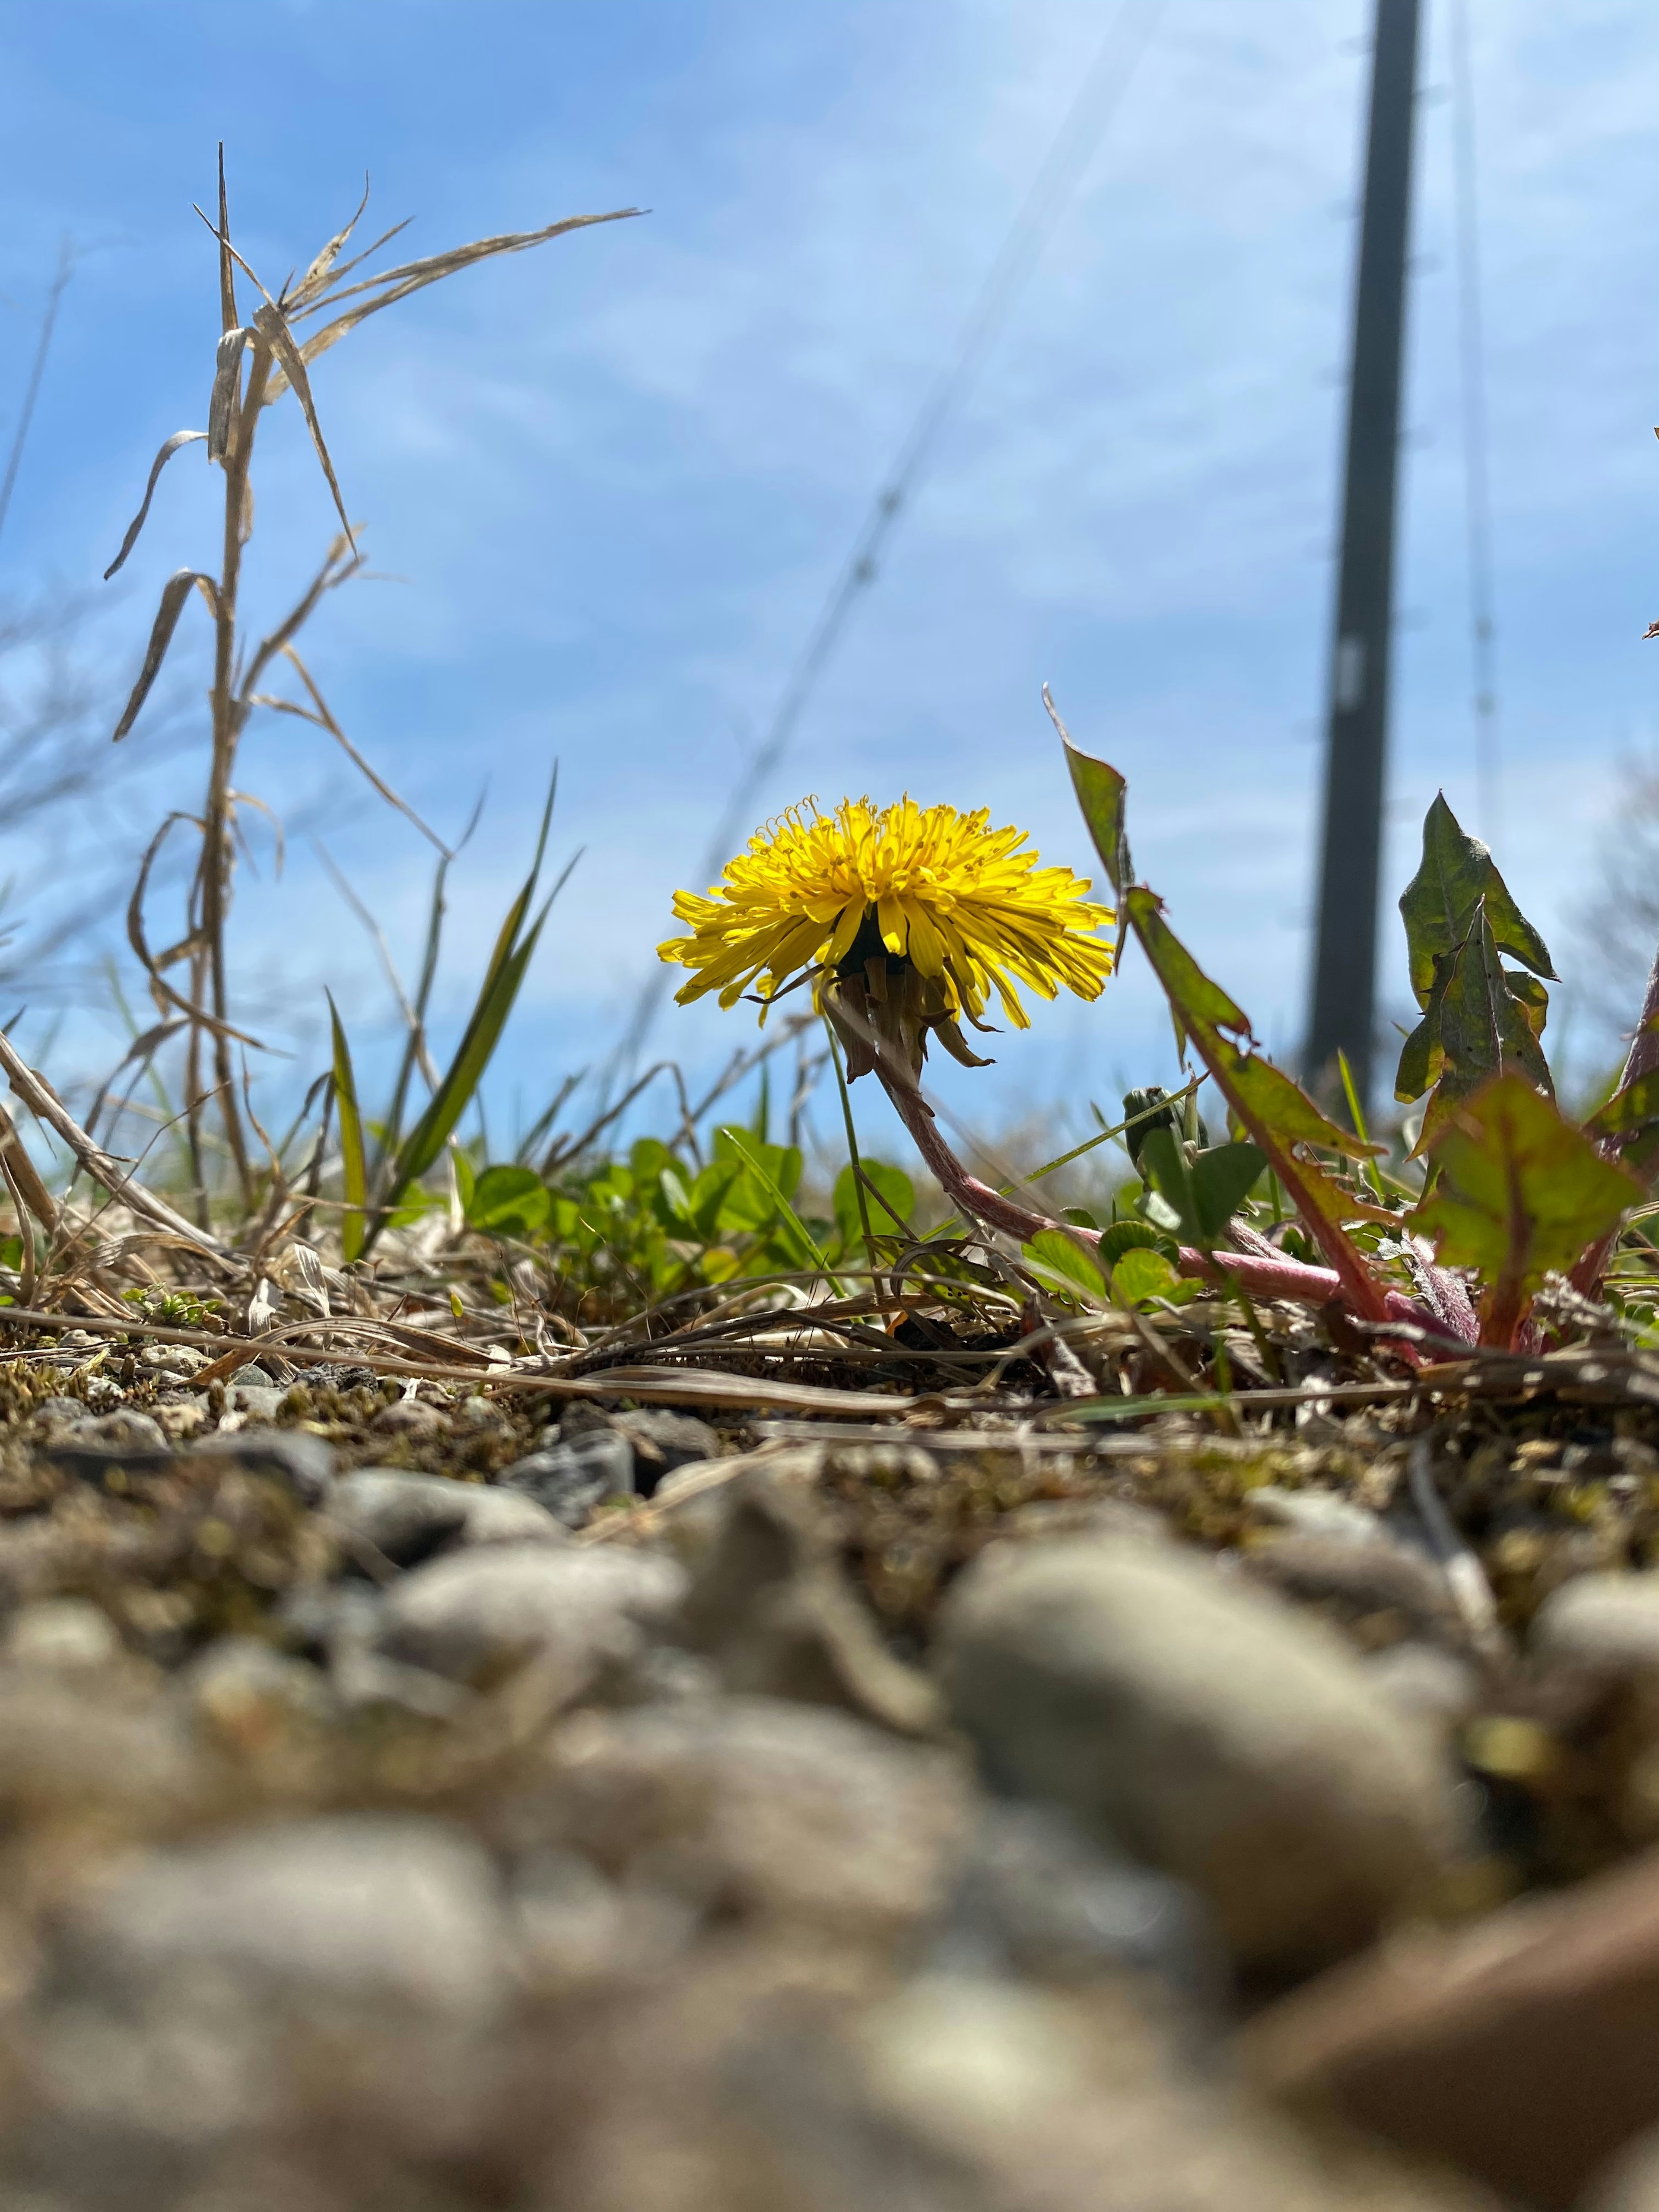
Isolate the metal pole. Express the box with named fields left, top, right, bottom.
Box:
left=1305, top=0, right=1422, bottom=1103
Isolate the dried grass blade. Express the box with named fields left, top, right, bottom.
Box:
left=267, top=209, right=640, bottom=392
left=0, top=1103, right=55, bottom=1231
left=207, top=329, right=250, bottom=463
left=103, top=430, right=208, bottom=579
left=250, top=303, right=353, bottom=547
left=215, top=144, right=237, bottom=334
left=267, top=646, right=449, bottom=853
left=0, top=1027, right=227, bottom=1259
left=125, top=813, right=264, bottom=1048
left=112, top=570, right=217, bottom=741
left=289, top=175, right=372, bottom=309
left=296, top=218, right=413, bottom=308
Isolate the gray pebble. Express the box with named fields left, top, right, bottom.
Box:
left=498, top=1429, right=635, bottom=1526
left=1530, top=1572, right=1659, bottom=1681
left=226, top=1382, right=286, bottom=1419
left=937, top=1538, right=1459, bottom=1977
left=1360, top=1641, right=1482, bottom=1738
left=376, top=1541, right=685, bottom=1690
left=4, top=1598, right=121, bottom=1672
left=56, top=1814, right=512, bottom=2021
left=189, top=1426, right=335, bottom=1505
left=330, top=1466, right=567, bottom=1570
left=609, top=1408, right=722, bottom=1497
left=1245, top=1486, right=1388, bottom=1548
left=933, top=1799, right=1221, bottom=2009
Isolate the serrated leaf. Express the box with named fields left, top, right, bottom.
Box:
left=1413, top=1072, right=1639, bottom=1346
left=1398, top=792, right=1555, bottom=1008
left=1062, top=739, right=1392, bottom=1322
left=1395, top=898, right=1554, bottom=1154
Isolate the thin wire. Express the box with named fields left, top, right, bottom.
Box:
left=607, top=0, right=1168, bottom=1084
left=0, top=236, right=73, bottom=556
left=1448, top=0, right=1500, bottom=845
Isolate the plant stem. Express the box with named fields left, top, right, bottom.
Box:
left=1573, top=942, right=1659, bottom=1294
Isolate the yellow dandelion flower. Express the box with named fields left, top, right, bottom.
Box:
left=658, top=796, right=1113, bottom=1085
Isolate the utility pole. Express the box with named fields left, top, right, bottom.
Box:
left=1305, top=0, right=1422, bottom=1103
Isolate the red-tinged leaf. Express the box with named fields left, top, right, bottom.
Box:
left=1398, top=793, right=1555, bottom=1009
left=1119, top=886, right=1393, bottom=1322
left=1412, top=1072, right=1640, bottom=1348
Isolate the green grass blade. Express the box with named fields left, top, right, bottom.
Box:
left=721, top=1128, right=845, bottom=1291
left=823, top=1016, right=874, bottom=1267
left=327, top=991, right=368, bottom=1262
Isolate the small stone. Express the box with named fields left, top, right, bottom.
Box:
left=140, top=1342, right=208, bottom=1376
left=179, top=1635, right=336, bottom=1748
left=1587, top=2129, right=1659, bottom=2211
left=226, top=1382, right=285, bottom=1419
left=275, top=1580, right=383, bottom=1664
left=189, top=1426, right=334, bottom=1505
left=371, top=1396, right=447, bottom=1438
left=610, top=1408, right=722, bottom=1498
left=1240, top=1532, right=1465, bottom=1652
left=32, top=1393, right=84, bottom=1424
left=330, top=1466, right=567, bottom=1571
left=1246, top=1486, right=1388, bottom=1547
left=933, top=1799, right=1221, bottom=2007
left=498, top=1430, right=635, bottom=1526
left=730, top=1973, right=1503, bottom=2212
left=0, top=1669, right=198, bottom=1828
left=1530, top=1572, right=1659, bottom=1681
left=937, top=1538, right=1459, bottom=1977
left=44, top=1408, right=170, bottom=1464
left=1240, top=1843, right=1659, bottom=2210
left=56, top=1814, right=512, bottom=2021
left=1360, top=1641, right=1482, bottom=1738
left=229, top=1363, right=277, bottom=1389
left=680, top=1465, right=939, bottom=1735
left=3, top=1598, right=121, bottom=1672
left=376, top=1541, right=685, bottom=1690
left=331, top=1643, right=470, bottom=1722
left=540, top=1696, right=969, bottom=1942
left=460, top=1484, right=570, bottom=1547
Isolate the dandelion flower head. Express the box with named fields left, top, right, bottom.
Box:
left=657, top=796, right=1113, bottom=1082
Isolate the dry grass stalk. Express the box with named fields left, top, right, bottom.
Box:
left=103, top=150, right=638, bottom=1225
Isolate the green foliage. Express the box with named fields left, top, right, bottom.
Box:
left=832, top=1161, right=914, bottom=1250
left=1135, top=1128, right=1266, bottom=1246
left=1022, top=1229, right=1106, bottom=1302
left=327, top=992, right=368, bottom=1263
left=1412, top=1074, right=1639, bottom=1347
left=464, top=1165, right=551, bottom=1238
left=1397, top=793, right=1554, bottom=1007
left=121, top=1285, right=222, bottom=1328
left=1393, top=796, right=1557, bottom=1161
left=1109, top=1246, right=1185, bottom=1308
left=1057, top=718, right=1651, bottom=1349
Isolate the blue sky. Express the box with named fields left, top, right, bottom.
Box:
left=0, top=0, right=1654, bottom=1165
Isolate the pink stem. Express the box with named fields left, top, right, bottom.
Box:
left=877, top=1071, right=1456, bottom=1357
